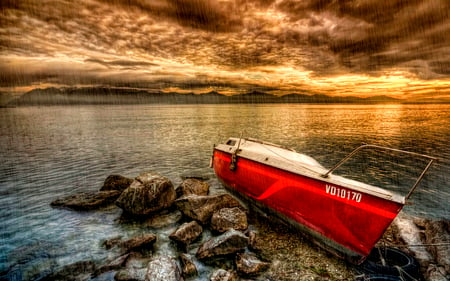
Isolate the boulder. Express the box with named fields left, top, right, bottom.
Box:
left=211, top=207, right=248, bottom=233
left=50, top=190, right=122, bottom=210
left=235, top=252, right=270, bottom=277
left=196, top=229, right=249, bottom=260
left=169, top=221, right=203, bottom=247
left=210, top=269, right=237, bottom=281
left=145, top=255, right=182, bottom=281
left=116, top=172, right=176, bottom=215
left=119, top=234, right=157, bottom=254
left=179, top=253, right=198, bottom=277
left=100, top=174, right=133, bottom=191
left=176, top=178, right=209, bottom=197
left=175, top=194, right=242, bottom=224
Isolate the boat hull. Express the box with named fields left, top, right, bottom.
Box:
left=213, top=149, right=404, bottom=264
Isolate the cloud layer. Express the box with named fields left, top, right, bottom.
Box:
left=0, top=0, right=449, bottom=99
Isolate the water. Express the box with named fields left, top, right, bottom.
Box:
left=0, top=104, right=449, bottom=279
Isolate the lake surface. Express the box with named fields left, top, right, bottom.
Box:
left=1, top=104, right=449, bottom=279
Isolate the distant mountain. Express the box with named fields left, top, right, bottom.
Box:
left=8, top=87, right=405, bottom=106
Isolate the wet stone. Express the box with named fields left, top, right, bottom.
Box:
left=175, top=194, right=242, bottom=224
left=235, top=252, right=270, bottom=277
left=145, top=255, right=182, bottom=281
left=211, top=207, right=248, bottom=233
left=210, top=269, right=237, bottom=281
left=176, top=178, right=210, bottom=197
left=100, top=174, right=133, bottom=192
left=196, top=229, right=249, bottom=260
left=119, top=234, right=157, bottom=254
left=179, top=253, right=198, bottom=278
left=169, top=220, right=203, bottom=247
left=116, top=172, right=176, bottom=216
left=50, top=190, right=122, bottom=210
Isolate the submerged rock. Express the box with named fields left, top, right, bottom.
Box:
left=211, top=207, right=248, bottom=233
left=100, top=174, right=133, bottom=192
left=179, top=253, right=198, bottom=278
left=115, top=267, right=147, bottom=281
left=196, top=229, right=248, bottom=260
left=176, top=178, right=209, bottom=197
left=50, top=190, right=122, bottom=210
left=235, top=252, right=270, bottom=277
left=116, top=172, right=176, bottom=215
left=210, top=269, right=237, bottom=281
left=175, top=194, right=242, bottom=224
left=145, top=255, right=182, bottom=281
left=95, top=253, right=130, bottom=276
left=115, top=252, right=152, bottom=281
left=119, top=234, right=157, bottom=254
left=41, top=260, right=97, bottom=281
left=169, top=221, right=203, bottom=247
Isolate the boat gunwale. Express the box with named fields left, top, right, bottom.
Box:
left=214, top=138, right=406, bottom=204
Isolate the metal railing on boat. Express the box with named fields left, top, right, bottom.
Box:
left=321, top=144, right=437, bottom=200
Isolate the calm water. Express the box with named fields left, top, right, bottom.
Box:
left=1, top=104, right=449, bottom=279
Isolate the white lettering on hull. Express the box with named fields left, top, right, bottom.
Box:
left=325, top=184, right=362, bottom=203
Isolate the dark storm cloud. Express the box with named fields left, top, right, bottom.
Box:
left=85, top=58, right=159, bottom=68
left=275, top=0, right=450, bottom=78
left=99, top=0, right=243, bottom=32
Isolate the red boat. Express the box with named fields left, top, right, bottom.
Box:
left=211, top=137, right=436, bottom=264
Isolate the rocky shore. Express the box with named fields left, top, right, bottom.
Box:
left=35, top=172, right=450, bottom=281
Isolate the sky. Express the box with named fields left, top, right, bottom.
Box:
left=1, top=0, right=449, bottom=102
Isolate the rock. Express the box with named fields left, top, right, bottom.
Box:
left=247, top=230, right=262, bottom=252
left=119, top=234, right=157, bottom=254
left=116, top=172, right=176, bottom=215
left=100, top=174, right=133, bottom=191
left=50, top=190, right=122, bottom=210
left=196, top=229, right=249, bottom=260
left=235, top=252, right=270, bottom=277
left=426, top=264, right=448, bottom=281
left=176, top=178, right=209, bottom=197
left=179, top=253, right=198, bottom=277
left=41, top=260, right=97, bottom=281
left=114, top=252, right=151, bottom=281
left=125, top=252, right=152, bottom=269
left=145, top=255, right=182, bottom=281
left=175, top=194, right=242, bottom=224
left=210, top=269, right=237, bottom=281
left=115, top=268, right=147, bottom=281
left=424, top=219, right=450, bottom=273
left=95, top=253, right=130, bottom=276
left=169, top=221, right=203, bottom=247
left=211, top=207, right=248, bottom=233
left=101, top=236, right=122, bottom=250
left=144, top=210, right=183, bottom=228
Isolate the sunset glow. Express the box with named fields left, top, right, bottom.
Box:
left=1, top=0, right=449, bottom=102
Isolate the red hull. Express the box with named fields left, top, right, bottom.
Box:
left=213, top=149, right=404, bottom=263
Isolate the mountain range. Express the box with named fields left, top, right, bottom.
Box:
left=6, top=87, right=410, bottom=106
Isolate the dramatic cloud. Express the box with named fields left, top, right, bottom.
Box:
left=0, top=0, right=449, bottom=100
